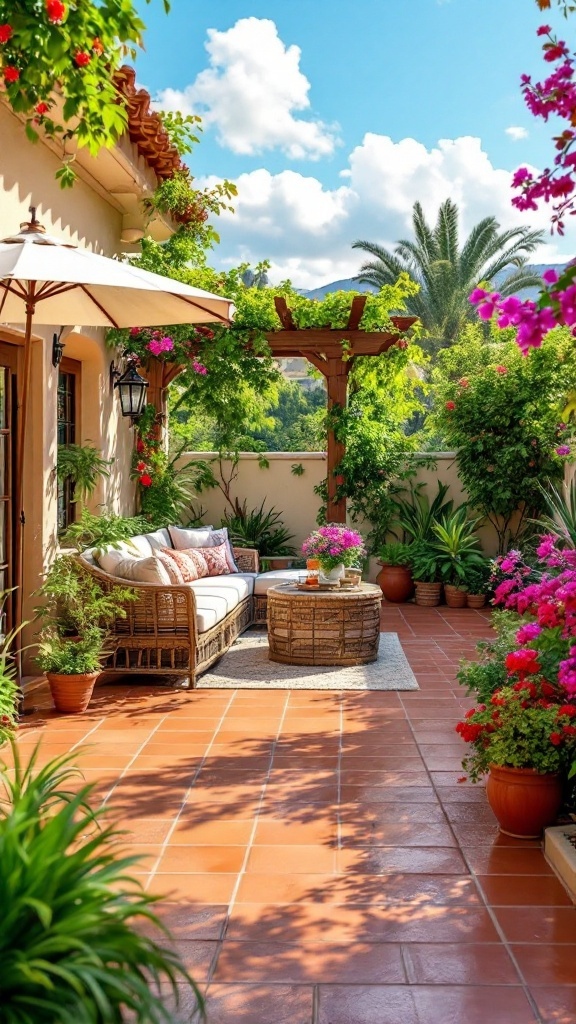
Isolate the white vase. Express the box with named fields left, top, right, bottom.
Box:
left=319, top=562, right=345, bottom=584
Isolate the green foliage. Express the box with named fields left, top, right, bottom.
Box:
left=461, top=685, right=576, bottom=782
left=377, top=541, right=413, bottom=566
left=0, top=0, right=169, bottom=187
left=392, top=480, right=454, bottom=543
left=36, top=627, right=105, bottom=675
left=157, top=110, right=202, bottom=156
left=462, top=559, right=493, bottom=595
left=0, top=743, right=203, bottom=1022
left=457, top=609, right=521, bottom=703
left=409, top=541, right=443, bottom=583
left=36, top=556, right=133, bottom=638
left=287, top=276, right=419, bottom=332
left=353, top=198, right=544, bottom=350
left=60, top=508, right=149, bottom=553
left=431, top=507, right=485, bottom=585
left=56, top=444, right=112, bottom=501
left=531, top=478, right=576, bottom=548
left=433, top=323, right=576, bottom=552
left=221, top=502, right=296, bottom=555
left=0, top=595, right=21, bottom=747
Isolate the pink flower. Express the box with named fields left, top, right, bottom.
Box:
left=495, top=365, right=508, bottom=374
left=556, top=445, right=571, bottom=456
left=543, top=268, right=559, bottom=284
left=516, top=623, right=542, bottom=644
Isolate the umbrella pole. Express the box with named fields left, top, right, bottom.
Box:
left=13, top=287, right=36, bottom=696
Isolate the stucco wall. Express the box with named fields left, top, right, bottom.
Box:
left=178, top=451, right=504, bottom=583
left=0, top=101, right=138, bottom=659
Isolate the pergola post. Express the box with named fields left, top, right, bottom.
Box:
left=142, top=360, right=185, bottom=442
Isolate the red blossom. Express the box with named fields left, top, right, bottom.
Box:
left=550, top=732, right=563, bottom=746
left=136, top=461, right=146, bottom=472
left=445, top=400, right=456, bottom=411
left=35, top=102, right=49, bottom=115
left=92, top=37, right=104, bottom=55
left=4, top=67, right=19, bottom=83
left=74, top=51, right=91, bottom=68
left=139, top=473, right=152, bottom=488
left=0, top=23, right=12, bottom=43
left=46, top=0, right=66, bottom=23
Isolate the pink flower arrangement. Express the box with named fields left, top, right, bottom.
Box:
left=146, top=335, right=174, bottom=357
left=302, top=524, right=366, bottom=570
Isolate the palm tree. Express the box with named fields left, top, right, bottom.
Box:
left=352, top=199, right=544, bottom=348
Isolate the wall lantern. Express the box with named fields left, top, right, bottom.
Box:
left=110, top=358, right=149, bottom=423
left=52, top=330, right=65, bottom=367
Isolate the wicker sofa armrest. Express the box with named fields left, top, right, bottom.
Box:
left=233, top=547, right=259, bottom=573
left=78, top=555, right=198, bottom=638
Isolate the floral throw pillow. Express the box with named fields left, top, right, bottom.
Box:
left=201, top=542, right=231, bottom=577
left=158, top=547, right=209, bottom=584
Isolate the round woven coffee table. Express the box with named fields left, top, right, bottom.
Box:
left=267, top=583, right=382, bottom=666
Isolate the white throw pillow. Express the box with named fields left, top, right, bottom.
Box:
left=169, top=525, right=238, bottom=573
left=112, top=555, right=171, bottom=585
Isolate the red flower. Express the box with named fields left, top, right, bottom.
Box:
left=4, top=67, right=19, bottom=83
left=458, top=378, right=469, bottom=388
left=396, top=339, right=408, bottom=350
left=35, top=102, right=49, bottom=115
left=74, top=51, right=91, bottom=67
left=558, top=704, right=576, bottom=717
left=136, top=461, right=146, bottom=472
left=550, top=732, right=562, bottom=746
left=92, top=37, right=104, bottom=55
left=139, top=473, right=152, bottom=488
left=495, top=365, right=507, bottom=374
left=562, top=725, right=576, bottom=736
left=46, top=0, right=66, bottom=23
left=541, top=681, right=557, bottom=697
left=0, top=23, right=12, bottom=43
left=136, top=438, right=145, bottom=454
left=505, top=649, right=541, bottom=676
left=445, top=400, right=456, bottom=411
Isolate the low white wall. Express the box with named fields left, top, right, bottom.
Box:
left=179, top=451, right=504, bottom=576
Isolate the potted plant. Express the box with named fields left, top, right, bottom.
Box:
left=409, top=542, right=443, bottom=606
left=36, top=627, right=107, bottom=714
left=431, top=508, right=485, bottom=608
left=464, top=559, right=493, bottom=609
left=301, top=524, right=366, bottom=583
left=376, top=541, right=414, bottom=602
left=0, top=745, right=203, bottom=1020
left=35, top=555, right=133, bottom=713
left=456, top=682, right=576, bottom=837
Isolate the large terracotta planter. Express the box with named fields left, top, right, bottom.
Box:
left=46, top=672, right=99, bottom=714
left=376, top=564, right=414, bottom=603
left=414, top=581, right=442, bottom=607
left=467, top=593, right=487, bottom=609
left=444, top=584, right=467, bottom=608
left=486, top=764, right=563, bottom=838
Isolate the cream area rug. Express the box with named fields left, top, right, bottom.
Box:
left=197, top=632, right=419, bottom=691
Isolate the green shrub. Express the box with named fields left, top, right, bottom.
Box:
left=0, top=744, right=204, bottom=1023
left=457, top=609, right=521, bottom=703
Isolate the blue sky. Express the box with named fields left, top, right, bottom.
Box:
left=134, top=0, right=574, bottom=287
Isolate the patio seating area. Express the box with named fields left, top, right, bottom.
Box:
left=15, top=603, right=575, bottom=1024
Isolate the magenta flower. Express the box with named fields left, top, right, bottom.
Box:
left=556, top=445, right=571, bottom=456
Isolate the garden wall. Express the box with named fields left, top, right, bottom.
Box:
left=179, top=451, right=505, bottom=579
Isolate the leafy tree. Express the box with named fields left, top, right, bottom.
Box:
left=352, top=199, right=544, bottom=350
left=432, top=322, right=576, bottom=551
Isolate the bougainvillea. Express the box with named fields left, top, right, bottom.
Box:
left=0, top=0, right=169, bottom=186
left=301, top=525, right=366, bottom=571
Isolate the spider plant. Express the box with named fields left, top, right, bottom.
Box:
left=431, top=507, right=485, bottom=586
left=0, top=743, right=204, bottom=1023
left=531, top=478, right=576, bottom=548
left=392, top=481, right=454, bottom=544
left=221, top=500, right=296, bottom=555
left=57, top=443, right=112, bottom=501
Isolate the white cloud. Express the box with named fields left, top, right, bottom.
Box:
left=197, top=134, right=575, bottom=288
left=505, top=126, right=529, bottom=141
left=155, top=18, right=337, bottom=160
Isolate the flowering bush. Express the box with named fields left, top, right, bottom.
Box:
left=0, top=0, right=169, bottom=187
left=302, top=525, right=366, bottom=571
left=456, top=683, right=576, bottom=782
left=123, top=327, right=212, bottom=370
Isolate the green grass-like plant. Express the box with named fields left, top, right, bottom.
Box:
left=222, top=500, right=296, bottom=555
left=0, top=743, right=204, bottom=1023
left=60, top=509, right=150, bottom=553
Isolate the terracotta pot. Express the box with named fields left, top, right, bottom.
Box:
left=486, top=764, right=562, bottom=838
left=414, top=581, right=442, bottom=607
left=46, top=672, right=99, bottom=714
left=444, top=584, right=467, bottom=608
left=266, top=557, right=293, bottom=571
left=376, top=564, right=414, bottom=603
left=467, top=593, right=487, bottom=609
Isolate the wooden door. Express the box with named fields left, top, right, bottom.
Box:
left=0, top=342, right=18, bottom=634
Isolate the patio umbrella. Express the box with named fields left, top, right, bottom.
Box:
left=0, top=208, right=235, bottom=663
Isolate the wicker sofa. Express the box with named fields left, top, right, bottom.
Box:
left=78, top=526, right=300, bottom=686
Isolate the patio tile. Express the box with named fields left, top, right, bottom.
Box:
left=20, top=605, right=570, bottom=1019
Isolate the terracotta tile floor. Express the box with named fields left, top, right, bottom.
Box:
left=11, top=604, right=576, bottom=1023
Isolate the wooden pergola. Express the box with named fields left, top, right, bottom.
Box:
left=140, top=294, right=416, bottom=523
left=265, top=296, right=417, bottom=522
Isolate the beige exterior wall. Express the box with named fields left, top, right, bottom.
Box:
left=179, top=451, right=504, bottom=583
left=0, top=100, right=143, bottom=661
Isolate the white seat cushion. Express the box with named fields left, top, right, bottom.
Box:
left=97, top=535, right=153, bottom=574
left=254, top=569, right=303, bottom=595
left=190, top=574, right=255, bottom=632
